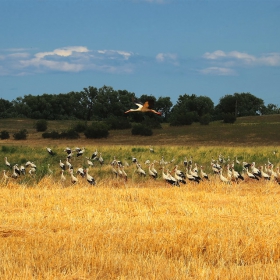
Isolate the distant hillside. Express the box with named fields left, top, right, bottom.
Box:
left=0, top=115, right=280, bottom=146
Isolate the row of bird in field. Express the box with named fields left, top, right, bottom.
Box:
left=2, top=147, right=280, bottom=186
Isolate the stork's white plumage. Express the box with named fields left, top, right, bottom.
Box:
left=245, top=168, right=259, bottom=181
left=136, top=163, right=146, bottom=177
left=11, top=165, right=19, bottom=179
left=219, top=169, right=231, bottom=184
left=60, top=170, right=66, bottom=182
left=85, top=168, right=96, bottom=185
left=148, top=164, right=157, bottom=179
left=2, top=170, right=9, bottom=181
left=47, top=147, right=54, bottom=156
left=260, top=166, right=270, bottom=180
left=4, top=157, right=11, bottom=168
left=69, top=169, right=78, bottom=184
left=200, top=166, right=209, bottom=180
left=59, top=160, right=65, bottom=170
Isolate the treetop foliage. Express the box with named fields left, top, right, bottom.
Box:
left=0, top=87, right=279, bottom=125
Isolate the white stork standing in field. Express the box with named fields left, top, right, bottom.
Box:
left=11, top=165, right=19, bottom=179
left=161, top=167, right=177, bottom=186
left=20, top=165, right=26, bottom=175
left=121, top=166, right=128, bottom=181
left=2, top=170, right=9, bottom=181
left=148, top=164, right=157, bottom=179
left=250, top=162, right=261, bottom=178
left=167, top=169, right=180, bottom=187
left=186, top=168, right=200, bottom=183
left=91, top=149, right=98, bottom=160
left=77, top=147, right=85, bottom=157
left=136, top=163, right=146, bottom=177
left=235, top=157, right=240, bottom=165
left=65, top=158, right=73, bottom=170
left=151, top=161, right=158, bottom=178
left=111, top=164, right=118, bottom=178
left=183, top=157, right=188, bottom=167
left=260, top=166, right=270, bottom=180
left=4, top=157, right=11, bottom=168
left=28, top=167, right=36, bottom=176
left=125, top=100, right=162, bottom=115
left=173, top=165, right=186, bottom=179
left=59, top=160, right=65, bottom=170
left=85, top=168, right=96, bottom=185
left=60, top=170, right=66, bottom=182
left=188, top=166, right=201, bottom=182
left=76, top=167, right=85, bottom=178
left=69, top=169, right=78, bottom=184
left=219, top=169, right=231, bottom=184
left=245, top=167, right=259, bottom=181
left=200, top=166, right=209, bottom=181
left=98, top=153, right=104, bottom=165
left=173, top=170, right=186, bottom=185
left=47, top=147, right=54, bottom=156
left=231, top=166, right=244, bottom=181
left=13, top=164, right=21, bottom=176
left=86, top=157, right=94, bottom=167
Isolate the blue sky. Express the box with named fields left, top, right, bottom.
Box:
left=1, top=0, right=280, bottom=106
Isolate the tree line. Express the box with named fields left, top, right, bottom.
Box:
left=0, top=85, right=279, bottom=125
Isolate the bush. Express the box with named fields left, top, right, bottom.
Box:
left=0, top=130, right=10, bottom=139
left=141, top=117, right=162, bottom=129
left=35, top=119, right=48, bottom=132
left=106, top=116, right=131, bottom=130
left=72, top=122, right=87, bottom=133
left=170, top=111, right=197, bottom=126
left=84, top=122, right=109, bottom=139
left=199, top=114, right=212, bottom=125
left=61, top=129, right=80, bottom=139
left=13, top=129, right=28, bottom=140
left=223, top=113, right=236, bottom=124
left=131, top=124, right=153, bottom=136
left=42, top=131, right=60, bottom=139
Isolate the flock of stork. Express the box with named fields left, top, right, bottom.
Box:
left=2, top=146, right=280, bottom=187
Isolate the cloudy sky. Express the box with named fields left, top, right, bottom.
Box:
left=1, top=0, right=280, bottom=105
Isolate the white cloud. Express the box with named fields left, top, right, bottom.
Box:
left=97, top=50, right=133, bottom=60
left=203, top=50, right=280, bottom=67
left=156, top=52, right=178, bottom=65
left=199, top=67, right=236, bottom=76
left=35, top=46, right=89, bottom=59
left=0, top=46, right=135, bottom=76
left=201, top=50, right=280, bottom=76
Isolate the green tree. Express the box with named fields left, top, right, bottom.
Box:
left=0, top=98, right=14, bottom=118
left=156, top=96, right=173, bottom=122
left=169, top=94, right=213, bottom=125
left=215, top=92, right=265, bottom=118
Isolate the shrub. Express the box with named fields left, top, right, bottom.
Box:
left=142, top=117, right=162, bottom=129
left=199, top=114, right=212, bottom=125
left=72, top=122, right=87, bottom=132
left=106, top=116, right=131, bottom=130
left=42, top=131, right=60, bottom=139
left=131, top=124, right=153, bottom=136
left=0, top=130, right=10, bottom=139
left=84, top=122, right=109, bottom=139
left=61, top=129, right=80, bottom=139
left=223, top=113, right=236, bottom=124
left=13, top=129, right=28, bottom=140
left=170, top=111, right=197, bottom=126
left=35, top=119, right=48, bottom=132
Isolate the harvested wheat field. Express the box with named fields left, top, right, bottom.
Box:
left=1, top=176, right=280, bottom=279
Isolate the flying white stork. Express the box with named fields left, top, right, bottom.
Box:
left=125, top=100, right=162, bottom=115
